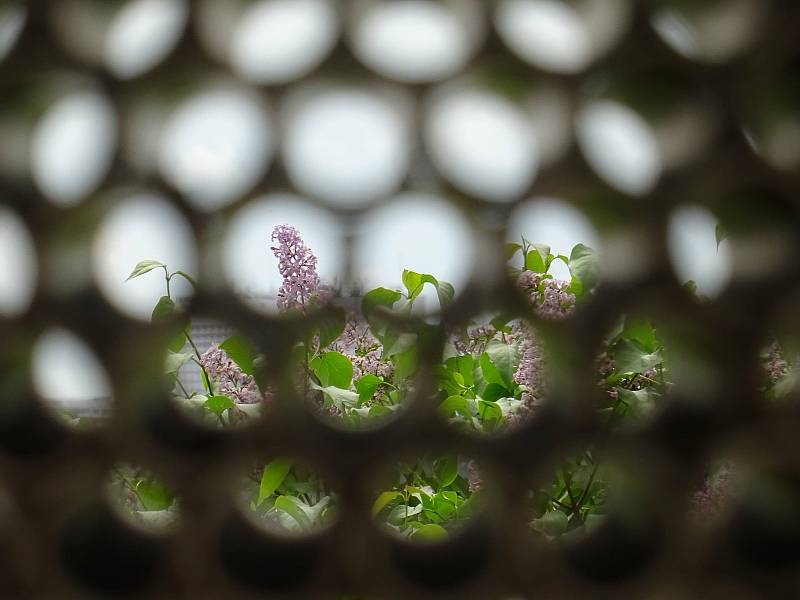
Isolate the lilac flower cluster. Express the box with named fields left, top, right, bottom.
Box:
left=517, top=271, right=576, bottom=320
left=329, top=318, right=393, bottom=380
left=763, top=341, right=790, bottom=385
left=270, top=224, right=323, bottom=312
left=199, top=344, right=263, bottom=404
left=508, top=321, right=546, bottom=412
left=453, top=324, right=496, bottom=356
left=689, top=462, right=736, bottom=520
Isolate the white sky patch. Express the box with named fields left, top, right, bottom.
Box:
left=32, top=327, right=112, bottom=406
left=509, top=198, right=601, bottom=281
left=496, top=0, right=591, bottom=73
left=158, top=87, right=272, bottom=211
left=93, top=193, right=197, bottom=319
left=283, top=86, right=411, bottom=208
left=426, top=88, right=538, bottom=202
left=352, top=1, right=476, bottom=83
left=576, top=100, right=661, bottom=197
left=668, top=204, right=732, bottom=298
left=105, top=0, right=188, bottom=79
left=223, top=194, right=344, bottom=313
left=0, top=207, right=37, bottom=317
left=231, top=0, right=338, bottom=84
left=355, top=193, right=475, bottom=305
left=30, top=91, right=117, bottom=206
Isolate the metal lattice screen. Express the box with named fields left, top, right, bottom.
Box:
left=1, top=0, right=800, bottom=597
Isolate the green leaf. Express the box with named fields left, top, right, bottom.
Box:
left=172, top=270, right=196, bottom=286
left=151, top=296, right=176, bottom=322
left=525, top=248, right=547, bottom=273
left=613, top=339, right=663, bottom=375
left=371, top=491, right=403, bottom=517
left=716, top=223, right=728, bottom=249
left=126, top=260, right=165, bottom=281
left=310, top=351, right=353, bottom=389
left=164, top=351, right=192, bottom=375
left=478, top=400, right=503, bottom=430
left=257, top=459, right=293, bottom=507
left=531, top=510, right=569, bottom=537
left=356, top=374, right=383, bottom=404
left=362, top=287, right=403, bottom=317
left=446, top=355, right=474, bottom=387
left=135, top=479, right=172, bottom=511
left=385, top=332, right=418, bottom=356
left=621, top=318, right=659, bottom=353
left=568, top=244, right=599, bottom=299
left=617, top=387, right=657, bottom=419
left=220, top=335, right=256, bottom=376
left=401, top=270, right=456, bottom=308
left=505, top=242, right=523, bottom=260
left=273, top=496, right=312, bottom=529
left=484, top=340, right=519, bottom=387
left=391, top=348, right=418, bottom=381
left=311, top=383, right=360, bottom=410
left=317, top=308, right=346, bottom=349
left=167, top=328, right=187, bottom=353
left=402, top=270, right=425, bottom=300
left=204, top=395, right=235, bottom=415
left=481, top=382, right=509, bottom=402
left=413, top=523, right=448, bottom=542
left=432, top=455, right=459, bottom=487
left=439, top=395, right=468, bottom=415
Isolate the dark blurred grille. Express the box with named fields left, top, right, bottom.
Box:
left=1, top=1, right=800, bottom=598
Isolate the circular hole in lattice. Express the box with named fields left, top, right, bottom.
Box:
left=30, top=87, right=117, bottom=207
left=576, top=70, right=715, bottom=197
left=440, top=312, right=554, bottom=436
left=650, top=0, right=767, bottom=65
left=107, top=463, right=181, bottom=534
left=372, top=453, right=489, bottom=545
left=167, top=318, right=269, bottom=430
left=31, top=326, right=112, bottom=429
left=576, top=100, right=662, bottom=197
left=197, top=0, right=339, bottom=85
left=508, top=197, right=602, bottom=286
left=282, top=82, right=412, bottom=209
left=50, top=0, right=188, bottom=80
left=372, top=452, right=492, bottom=589
left=60, top=501, right=163, bottom=594
left=92, top=191, right=197, bottom=321
left=236, top=456, right=339, bottom=539
left=222, top=194, right=345, bottom=316
left=348, top=0, right=485, bottom=84
left=354, top=192, right=476, bottom=314
left=287, top=307, right=420, bottom=431
left=0, top=207, right=37, bottom=318
left=495, top=0, right=633, bottom=74
left=157, top=84, right=274, bottom=212
left=667, top=204, right=733, bottom=300
left=425, top=83, right=539, bottom=202
left=742, top=54, right=800, bottom=173
left=596, top=307, right=731, bottom=435
left=527, top=447, right=666, bottom=583
left=0, top=1, right=25, bottom=62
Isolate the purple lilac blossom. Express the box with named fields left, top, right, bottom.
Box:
left=517, top=271, right=576, bottom=320
left=270, top=224, right=322, bottom=312
left=199, top=344, right=263, bottom=404
left=329, top=317, right=393, bottom=380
